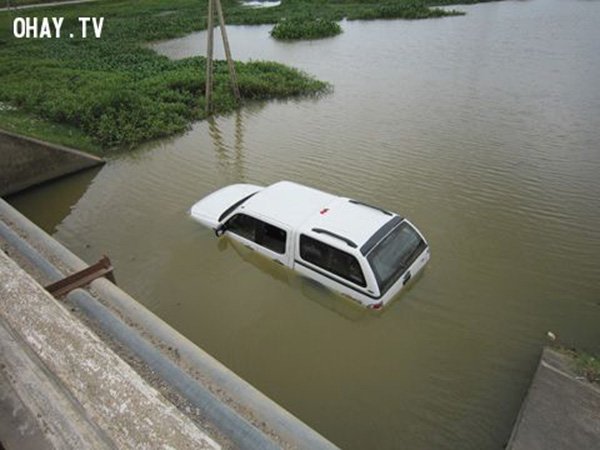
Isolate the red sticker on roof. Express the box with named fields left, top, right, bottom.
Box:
left=320, top=208, right=329, bottom=215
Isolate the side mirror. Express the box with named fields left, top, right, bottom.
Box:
left=214, top=223, right=227, bottom=237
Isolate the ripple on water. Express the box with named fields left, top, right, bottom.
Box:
left=10, top=1, right=600, bottom=449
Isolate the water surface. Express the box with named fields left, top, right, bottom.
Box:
left=9, top=1, right=600, bottom=448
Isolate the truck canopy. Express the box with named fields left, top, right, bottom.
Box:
left=236, top=181, right=398, bottom=251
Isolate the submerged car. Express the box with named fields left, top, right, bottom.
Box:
left=190, top=181, right=430, bottom=309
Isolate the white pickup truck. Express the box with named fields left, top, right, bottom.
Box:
left=190, top=181, right=430, bottom=309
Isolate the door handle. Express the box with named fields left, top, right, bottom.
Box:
left=403, top=271, right=412, bottom=285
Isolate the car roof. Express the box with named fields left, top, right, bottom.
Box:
left=300, top=197, right=396, bottom=251
left=242, top=181, right=337, bottom=229
left=241, top=181, right=397, bottom=251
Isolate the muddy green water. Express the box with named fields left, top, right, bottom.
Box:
left=9, top=0, right=600, bottom=448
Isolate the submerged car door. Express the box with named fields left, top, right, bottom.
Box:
left=224, top=213, right=291, bottom=266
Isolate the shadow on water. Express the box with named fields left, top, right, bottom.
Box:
left=5, top=166, right=102, bottom=234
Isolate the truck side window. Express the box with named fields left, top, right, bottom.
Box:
left=226, top=214, right=257, bottom=241
left=300, top=235, right=366, bottom=287
left=259, top=222, right=287, bottom=254
left=227, top=214, right=287, bottom=254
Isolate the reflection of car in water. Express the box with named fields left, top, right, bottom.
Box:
left=223, top=238, right=369, bottom=320
left=190, top=181, right=430, bottom=309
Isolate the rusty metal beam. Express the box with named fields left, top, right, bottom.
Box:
left=45, top=255, right=115, bottom=298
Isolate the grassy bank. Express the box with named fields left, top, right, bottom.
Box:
left=0, top=107, right=101, bottom=154
left=0, top=0, right=482, bottom=154
left=558, top=347, right=600, bottom=384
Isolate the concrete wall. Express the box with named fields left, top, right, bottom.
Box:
left=0, top=129, right=104, bottom=197
left=507, top=347, right=600, bottom=450
left=0, top=251, right=220, bottom=449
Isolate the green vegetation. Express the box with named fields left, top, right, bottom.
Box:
left=223, top=0, right=467, bottom=26
left=572, top=350, right=600, bottom=384
left=0, top=51, right=326, bottom=149
left=0, top=107, right=101, bottom=154
left=558, top=347, right=600, bottom=384
left=0, top=0, right=476, bottom=154
left=0, top=0, right=328, bottom=152
left=271, top=17, right=342, bottom=40
left=7, top=0, right=62, bottom=6
left=350, top=2, right=464, bottom=20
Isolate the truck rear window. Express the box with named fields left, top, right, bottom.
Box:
left=300, top=235, right=366, bottom=287
left=367, top=221, right=426, bottom=294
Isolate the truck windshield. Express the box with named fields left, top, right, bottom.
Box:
left=367, top=221, right=426, bottom=294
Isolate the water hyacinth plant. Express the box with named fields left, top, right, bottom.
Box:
left=0, top=0, right=472, bottom=153
left=271, top=17, right=343, bottom=40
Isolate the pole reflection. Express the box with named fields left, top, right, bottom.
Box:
left=207, top=110, right=246, bottom=183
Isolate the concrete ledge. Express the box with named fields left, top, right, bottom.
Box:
left=0, top=197, right=339, bottom=449
left=0, top=318, right=112, bottom=449
left=0, top=251, right=219, bottom=449
left=0, top=129, right=103, bottom=197
left=507, top=347, right=600, bottom=450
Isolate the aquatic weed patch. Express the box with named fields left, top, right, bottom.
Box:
left=0, top=50, right=326, bottom=148
left=0, top=1, right=327, bottom=151
left=0, top=0, right=478, bottom=152
left=271, top=17, right=342, bottom=40
left=349, top=1, right=464, bottom=20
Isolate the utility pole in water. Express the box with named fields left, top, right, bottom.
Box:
left=205, top=0, right=241, bottom=114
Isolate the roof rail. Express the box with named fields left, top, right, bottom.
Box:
left=312, top=228, right=358, bottom=249
left=348, top=199, right=392, bottom=216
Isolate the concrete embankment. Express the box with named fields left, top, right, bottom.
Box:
left=0, top=250, right=219, bottom=449
left=507, top=347, right=600, bottom=450
left=0, top=197, right=338, bottom=449
left=0, top=129, right=103, bottom=197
